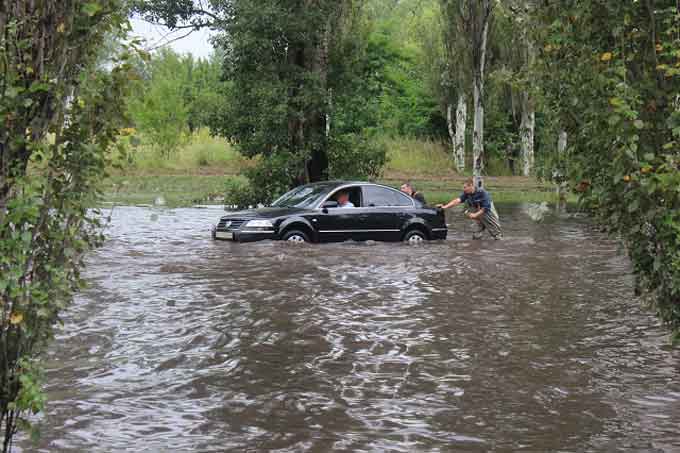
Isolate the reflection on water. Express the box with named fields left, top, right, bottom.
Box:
left=20, top=205, right=680, bottom=452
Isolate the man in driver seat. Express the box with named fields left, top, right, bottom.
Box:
left=336, top=190, right=355, bottom=208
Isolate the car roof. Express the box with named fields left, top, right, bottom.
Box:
left=303, top=180, right=396, bottom=190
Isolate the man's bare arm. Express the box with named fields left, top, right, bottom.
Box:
left=438, top=198, right=462, bottom=209
left=467, top=208, right=486, bottom=220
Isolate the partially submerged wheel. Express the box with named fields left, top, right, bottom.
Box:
left=282, top=229, right=310, bottom=243
left=404, top=229, right=427, bottom=243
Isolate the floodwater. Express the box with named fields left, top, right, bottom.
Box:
left=19, top=205, right=680, bottom=452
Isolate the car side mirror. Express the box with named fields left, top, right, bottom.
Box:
left=321, top=200, right=338, bottom=213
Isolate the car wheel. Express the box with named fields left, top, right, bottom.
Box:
left=282, top=229, right=310, bottom=243
left=404, top=229, right=427, bottom=244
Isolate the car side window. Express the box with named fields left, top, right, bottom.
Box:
left=363, top=186, right=413, bottom=207
left=327, top=186, right=361, bottom=207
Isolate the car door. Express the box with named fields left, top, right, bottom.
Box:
left=360, top=185, right=415, bottom=241
left=313, top=186, right=365, bottom=242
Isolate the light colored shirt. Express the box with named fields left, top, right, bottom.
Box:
left=339, top=201, right=355, bottom=208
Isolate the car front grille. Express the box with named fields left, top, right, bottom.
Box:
left=217, top=218, right=246, bottom=231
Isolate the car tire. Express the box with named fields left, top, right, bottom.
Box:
left=282, top=229, right=310, bottom=243
left=403, top=228, right=427, bottom=243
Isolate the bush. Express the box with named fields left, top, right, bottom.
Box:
left=195, top=147, right=211, bottom=167
left=224, top=153, right=299, bottom=207
left=328, top=133, right=387, bottom=180
left=0, top=1, right=131, bottom=446
left=245, top=154, right=302, bottom=203
left=224, top=176, right=258, bottom=208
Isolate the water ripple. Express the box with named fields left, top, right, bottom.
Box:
left=18, top=205, right=680, bottom=452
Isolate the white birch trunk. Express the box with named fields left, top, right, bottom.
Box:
left=472, top=20, right=489, bottom=189
left=558, top=130, right=567, bottom=155
left=472, top=80, right=484, bottom=187
left=447, top=102, right=456, bottom=163
left=447, top=96, right=467, bottom=172
left=556, top=130, right=568, bottom=209
left=455, top=94, right=467, bottom=173
left=520, top=90, right=535, bottom=176
left=326, top=88, right=332, bottom=138
left=520, top=22, right=536, bottom=177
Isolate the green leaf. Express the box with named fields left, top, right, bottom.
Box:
left=5, top=86, right=20, bottom=98
left=81, top=2, right=102, bottom=16
left=609, top=97, right=624, bottom=107
left=29, top=82, right=51, bottom=93
left=633, top=119, right=644, bottom=130
left=643, top=153, right=655, bottom=161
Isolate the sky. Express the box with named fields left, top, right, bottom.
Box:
left=130, top=18, right=215, bottom=59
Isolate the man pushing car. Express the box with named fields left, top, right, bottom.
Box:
left=438, top=178, right=503, bottom=240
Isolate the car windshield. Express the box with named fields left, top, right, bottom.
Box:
left=271, top=184, right=332, bottom=209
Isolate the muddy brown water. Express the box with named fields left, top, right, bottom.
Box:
left=18, top=205, right=680, bottom=452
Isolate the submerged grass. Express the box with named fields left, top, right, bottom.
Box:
left=103, top=175, right=231, bottom=206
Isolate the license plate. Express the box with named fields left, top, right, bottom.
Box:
left=215, top=231, right=233, bottom=240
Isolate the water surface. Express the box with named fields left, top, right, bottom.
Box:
left=21, top=205, right=680, bottom=452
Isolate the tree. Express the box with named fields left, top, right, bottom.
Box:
left=457, top=0, right=494, bottom=187
left=0, top=0, right=132, bottom=448
left=492, top=0, right=538, bottom=176
left=535, top=0, right=680, bottom=340
left=509, top=0, right=537, bottom=177
left=440, top=0, right=470, bottom=172
left=134, top=0, right=392, bottom=202
left=128, top=48, right=190, bottom=157
left=135, top=1, right=354, bottom=180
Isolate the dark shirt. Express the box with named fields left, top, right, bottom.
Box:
left=413, top=191, right=426, bottom=204
left=459, top=189, right=492, bottom=211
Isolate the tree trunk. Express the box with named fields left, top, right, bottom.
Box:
left=447, top=102, right=455, bottom=162
left=306, top=19, right=332, bottom=183
left=472, top=17, right=488, bottom=189
left=520, top=89, right=535, bottom=176
left=519, top=20, right=536, bottom=177
left=472, top=79, right=484, bottom=187
left=455, top=94, right=467, bottom=172
left=447, top=95, right=467, bottom=173
left=556, top=130, right=568, bottom=211
left=326, top=88, right=332, bottom=138
left=470, top=1, right=491, bottom=189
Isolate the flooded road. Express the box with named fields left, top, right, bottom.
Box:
left=22, top=205, right=680, bottom=452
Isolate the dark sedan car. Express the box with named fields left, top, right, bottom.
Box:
left=212, top=181, right=447, bottom=243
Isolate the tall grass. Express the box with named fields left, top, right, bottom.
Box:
left=116, top=128, right=248, bottom=175
left=104, top=131, right=560, bottom=206
left=380, top=135, right=518, bottom=178
left=381, top=136, right=457, bottom=178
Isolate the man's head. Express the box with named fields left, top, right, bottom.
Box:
left=336, top=190, right=350, bottom=205
left=463, top=177, right=476, bottom=195
left=400, top=182, right=414, bottom=196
